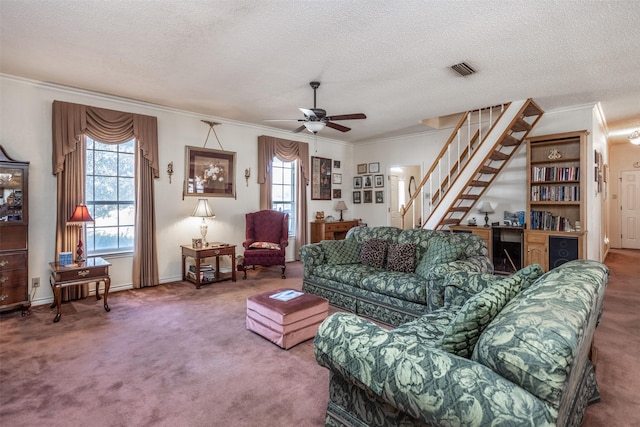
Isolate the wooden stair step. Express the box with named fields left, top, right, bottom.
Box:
left=510, top=118, right=532, bottom=133
left=490, top=151, right=509, bottom=161
left=470, top=180, right=490, bottom=187
left=522, top=102, right=544, bottom=117
left=458, top=194, right=479, bottom=200
left=441, top=218, right=461, bottom=225
left=479, top=166, right=499, bottom=174
left=449, top=206, right=470, bottom=212
left=500, top=134, right=520, bottom=146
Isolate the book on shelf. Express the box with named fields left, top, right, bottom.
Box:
left=189, top=264, right=215, bottom=272
left=187, top=271, right=216, bottom=282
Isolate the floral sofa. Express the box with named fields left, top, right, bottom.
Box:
left=300, top=226, right=492, bottom=326
left=314, top=259, right=609, bottom=427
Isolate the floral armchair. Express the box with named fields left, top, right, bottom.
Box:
left=241, top=210, right=289, bottom=279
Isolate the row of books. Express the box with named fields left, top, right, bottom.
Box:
left=531, top=185, right=580, bottom=202
left=188, top=264, right=215, bottom=282
left=531, top=166, right=580, bottom=182
left=530, top=210, right=572, bottom=231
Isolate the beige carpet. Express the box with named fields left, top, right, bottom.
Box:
left=1, top=252, right=638, bottom=426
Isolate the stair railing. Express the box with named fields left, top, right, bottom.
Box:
left=400, top=104, right=507, bottom=229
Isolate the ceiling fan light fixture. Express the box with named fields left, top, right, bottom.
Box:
left=304, top=121, right=325, bottom=133
left=629, top=130, right=640, bottom=145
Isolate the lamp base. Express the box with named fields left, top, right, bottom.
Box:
left=76, top=237, right=85, bottom=262
left=339, top=210, right=344, bottom=221
left=483, top=214, right=490, bottom=227
left=200, top=218, right=208, bottom=247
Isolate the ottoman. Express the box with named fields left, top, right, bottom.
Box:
left=246, top=288, right=329, bottom=349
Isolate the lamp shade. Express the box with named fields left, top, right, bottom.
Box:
left=477, top=201, right=494, bottom=214
left=191, top=199, right=215, bottom=218
left=67, top=204, right=94, bottom=224
left=335, top=201, right=348, bottom=211
left=304, top=121, right=325, bottom=133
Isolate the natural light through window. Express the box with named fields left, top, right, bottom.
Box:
left=85, top=137, right=135, bottom=255
left=271, top=157, right=296, bottom=236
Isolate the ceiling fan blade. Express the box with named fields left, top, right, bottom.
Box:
left=299, top=108, right=317, bottom=118
left=326, top=113, right=367, bottom=121
left=326, top=121, right=351, bottom=132
left=263, top=119, right=305, bottom=122
left=292, top=125, right=307, bottom=133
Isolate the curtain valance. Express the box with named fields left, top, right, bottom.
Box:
left=52, top=100, right=159, bottom=177
left=257, top=135, right=309, bottom=185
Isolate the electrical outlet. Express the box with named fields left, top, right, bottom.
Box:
left=32, top=277, right=40, bottom=288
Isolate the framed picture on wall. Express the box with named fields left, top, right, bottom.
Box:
left=333, top=173, right=342, bottom=184
left=363, top=190, right=373, bottom=203
left=333, top=160, right=341, bottom=169
left=311, top=156, right=332, bottom=200
left=333, top=189, right=342, bottom=199
left=363, top=175, right=372, bottom=189
left=374, top=174, right=384, bottom=188
left=353, top=191, right=361, bottom=204
left=357, top=163, right=367, bottom=174
left=375, top=191, right=384, bottom=203
left=353, top=176, right=362, bottom=189
left=184, top=146, right=236, bottom=198
left=368, top=162, right=380, bottom=173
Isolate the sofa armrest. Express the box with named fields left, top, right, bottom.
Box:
left=315, top=313, right=555, bottom=426
left=299, top=243, right=325, bottom=278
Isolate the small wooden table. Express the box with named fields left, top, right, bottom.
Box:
left=181, top=244, right=236, bottom=289
left=49, top=257, right=111, bottom=323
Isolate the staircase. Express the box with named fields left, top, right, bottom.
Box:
left=400, top=99, right=544, bottom=230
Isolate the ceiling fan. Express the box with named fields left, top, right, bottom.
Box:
left=265, top=81, right=366, bottom=134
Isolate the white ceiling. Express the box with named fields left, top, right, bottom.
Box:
left=1, top=0, right=639, bottom=144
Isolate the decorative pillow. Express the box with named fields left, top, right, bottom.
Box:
left=249, top=241, right=281, bottom=250
left=435, top=274, right=524, bottom=358
left=323, top=239, right=361, bottom=265
left=424, top=237, right=465, bottom=266
left=360, top=238, right=388, bottom=269
left=386, top=243, right=417, bottom=273
left=443, top=271, right=501, bottom=308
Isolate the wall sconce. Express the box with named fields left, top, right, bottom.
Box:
left=245, top=168, right=251, bottom=186
left=167, top=161, right=174, bottom=183
left=629, top=130, right=640, bottom=146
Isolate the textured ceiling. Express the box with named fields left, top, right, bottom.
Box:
left=1, top=0, right=639, bottom=144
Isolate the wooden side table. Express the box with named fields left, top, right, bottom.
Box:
left=49, top=257, right=111, bottom=323
left=181, top=244, right=236, bottom=289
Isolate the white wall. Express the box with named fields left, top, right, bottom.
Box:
left=0, top=75, right=353, bottom=306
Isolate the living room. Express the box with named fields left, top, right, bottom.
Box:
left=1, top=2, right=640, bottom=426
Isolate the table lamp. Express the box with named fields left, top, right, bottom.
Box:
left=335, top=201, right=348, bottom=221
left=477, top=201, right=494, bottom=227
left=191, top=199, right=215, bottom=247
left=67, top=204, right=94, bottom=262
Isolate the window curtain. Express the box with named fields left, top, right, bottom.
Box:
left=52, top=100, right=160, bottom=290
left=257, top=136, right=309, bottom=257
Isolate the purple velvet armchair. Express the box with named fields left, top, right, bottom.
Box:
left=241, top=210, right=289, bottom=279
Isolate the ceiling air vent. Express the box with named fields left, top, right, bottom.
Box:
left=451, top=62, right=476, bottom=77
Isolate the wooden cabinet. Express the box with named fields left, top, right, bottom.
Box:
left=0, top=146, right=30, bottom=315
left=310, top=220, right=359, bottom=243
left=525, top=131, right=587, bottom=271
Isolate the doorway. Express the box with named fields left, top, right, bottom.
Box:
left=388, top=165, right=421, bottom=229
left=620, top=170, right=640, bottom=249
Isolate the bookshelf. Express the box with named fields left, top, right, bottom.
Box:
left=525, top=131, right=587, bottom=271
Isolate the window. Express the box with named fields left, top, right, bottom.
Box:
left=271, top=157, right=296, bottom=235
left=85, top=137, right=135, bottom=254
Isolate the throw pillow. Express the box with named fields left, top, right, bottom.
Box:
left=512, top=264, right=545, bottom=290
left=360, top=238, right=388, bottom=269
left=249, top=241, right=281, bottom=250
left=323, top=239, right=361, bottom=265
left=386, top=243, right=417, bottom=273
left=435, top=274, right=524, bottom=358
left=443, top=271, right=501, bottom=308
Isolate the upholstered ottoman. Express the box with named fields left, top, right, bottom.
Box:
left=246, top=288, right=328, bottom=349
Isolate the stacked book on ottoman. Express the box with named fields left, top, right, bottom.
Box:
left=246, top=288, right=329, bottom=349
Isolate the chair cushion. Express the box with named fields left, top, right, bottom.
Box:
left=250, top=241, right=281, bottom=250
left=323, top=239, right=361, bottom=265
left=360, top=238, right=387, bottom=269
left=435, top=274, right=524, bottom=358
left=386, top=243, right=417, bottom=273
left=415, top=237, right=465, bottom=278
